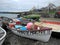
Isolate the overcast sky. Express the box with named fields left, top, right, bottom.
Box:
left=0, top=0, right=60, bottom=12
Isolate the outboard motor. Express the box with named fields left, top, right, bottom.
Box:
left=1, top=21, right=9, bottom=31
left=17, top=15, right=20, bottom=18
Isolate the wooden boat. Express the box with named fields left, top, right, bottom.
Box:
left=42, top=20, right=60, bottom=38
left=0, top=27, right=6, bottom=45
left=8, top=24, right=52, bottom=42
left=1, top=17, right=52, bottom=42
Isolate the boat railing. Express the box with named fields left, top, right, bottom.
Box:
left=12, top=27, right=52, bottom=35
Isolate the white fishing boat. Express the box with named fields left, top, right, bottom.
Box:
left=42, top=20, right=60, bottom=32
left=8, top=25, right=52, bottom=42
left=1, top=17, right=52, bottom=42
left=41, top=20, right=60, bottom=38
left=0, top=27, right=6, bottom=45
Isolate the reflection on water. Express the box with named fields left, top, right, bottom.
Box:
left=0, top=14, right=19, bottom=18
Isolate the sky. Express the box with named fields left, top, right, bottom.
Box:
left=0, top=0, right=60, bottom=12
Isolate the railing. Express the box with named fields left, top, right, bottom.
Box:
left=12, top=27, right=52, bottom=35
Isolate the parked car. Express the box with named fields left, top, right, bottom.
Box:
left=54, top=11, right=60, bottom=18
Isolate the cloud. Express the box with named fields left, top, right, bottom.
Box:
left=0, top=0, right=60, bottom=12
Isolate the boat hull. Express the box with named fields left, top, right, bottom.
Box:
left=0, top=27, right=6, bottom=45
left=51, top=31, right=60, bottom=38
left=11, top=30, right=52, bottom=42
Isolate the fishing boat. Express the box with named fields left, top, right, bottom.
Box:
left=7, top=21, right=52, bottom=42
left=1, top=17, right=52, bottom=42
left=0, top=27, right=6, bottom=45
left=42, top=20, right=60, bottom=38
left=11, top=27, right=52, bottom=42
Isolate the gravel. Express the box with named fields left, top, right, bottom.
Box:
left=2, top=31, right=60, bottom=45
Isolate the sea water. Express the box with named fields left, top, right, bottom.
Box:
left=0, top=13, right=19, bottom=18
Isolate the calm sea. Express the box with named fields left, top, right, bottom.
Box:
left=0, top=13, right=19, bottom=18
